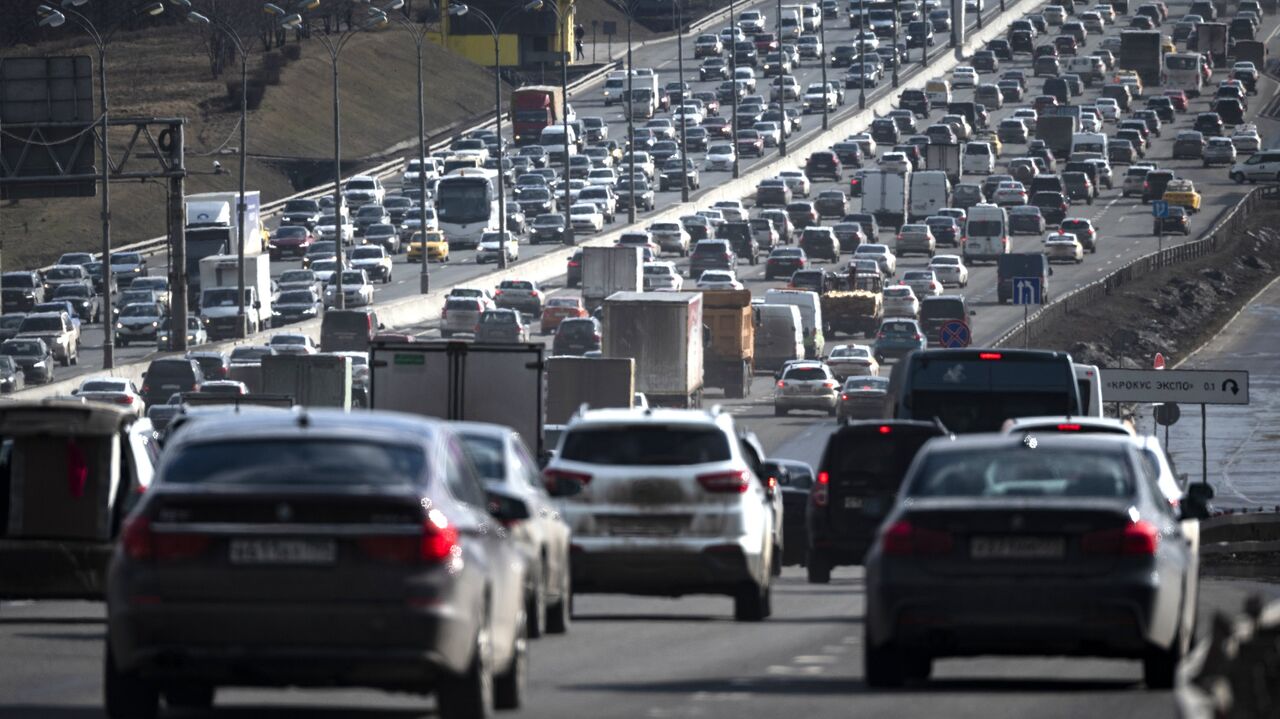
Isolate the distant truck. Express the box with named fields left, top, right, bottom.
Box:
left=860, top=168, right=910, bottom=231
left=821, top=263, right=884, bottom=339
left=923, top=144, right=961, bottom=185
left=370, top=340, right=547, bottom=454
left=996, top=252, right=1051, bottom=305
left=603, top=292, right=704, bottom=408
left=1230, top=40, right=1266, bottom=69
left=581, top=246, right=643, bottom=310
left=511, top=85, right=566, bottom=146
left=1035, top=115, right=1079, bottom=160
left=544, top=356, right=635, bottom=425
left=185, top=191, right=265, bottom=301
left=1193, top=22, right=1229, bottom=68
left=1119, top=30, right=1163, bottom=87
left=701, top=289, right=754, bottom=399
left=197, top=254, right=273, bottom=339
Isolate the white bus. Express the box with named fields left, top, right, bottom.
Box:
left=962, top=203, right=1009, bottom=263
left=435, top=167, right=501, bottom=249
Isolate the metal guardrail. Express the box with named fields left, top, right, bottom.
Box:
left=993, top=184, right=1280, bottom=348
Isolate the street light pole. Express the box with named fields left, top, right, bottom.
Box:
left=675, top=1, right=689, bottom=202
left=819, top=10, right=829, bottom=130
left=39, top=1, right=168, bottom=369
left=858, top=0, right=866, bottom=109
left=892, top=8, right=900, bottom=88
left=381, top=3, right=432, bottom=292
left=450, top=3, right=530, bottom=268
left=275, top=3, right=390, bottom=310
left=626, top=8, right=637, bottom=221
left=539, top=0, right=575, bottom=245
left=775, top=0, right=786, bottom=157
left=730, top=0, right=740, bottom=178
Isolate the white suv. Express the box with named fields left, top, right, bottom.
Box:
left=543, top=408, right=777, bottom=621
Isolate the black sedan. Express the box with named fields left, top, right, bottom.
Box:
left=764, top=459, right=816, bottom=567
left=105, top=410, right=533, bottom=719
left=1153, top=206, right=1191, bottom=236
left=863, top=434, right=1208, bottom=689
left=764, top=247, right=808, bottom=280
left=0, top=338, right=53, bottom=384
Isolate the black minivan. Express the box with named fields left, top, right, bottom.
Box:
left=141, top=357, right=205, bottom=407
left=806, top=420, right=950, bottom=581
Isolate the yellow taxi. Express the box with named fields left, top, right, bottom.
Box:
left=974, top=130, right=1003, bottom=157
left=407, top=230, right=450, bottom=263
left=1161, top=36, right=1175, bottom=55
left=1162, top=178, right=1201, bottom=213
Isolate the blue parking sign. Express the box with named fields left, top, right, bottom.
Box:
left=1151, top=200, right=1169, bottom=218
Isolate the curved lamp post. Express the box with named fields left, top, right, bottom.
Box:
left=37, top=0, right=167, bottom=368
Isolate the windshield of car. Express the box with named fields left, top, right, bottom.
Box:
left=909, top=446, right=1134, bottom=498
left=164, top=440, right=425, bottom=486
left=120, top=304, right=160, bottom=318
left=560, top=425, right=731, bottom=466
left=277, top=290, right=316, bottom=304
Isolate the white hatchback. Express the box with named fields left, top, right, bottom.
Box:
left=543, top=408, right=777, bottom=620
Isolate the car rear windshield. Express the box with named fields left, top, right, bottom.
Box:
left=559, top=425, right=731, bottom=466
left=920, top=298, right=965, bottom=320
left=163, top=440, right=426, bottom=486
left=823, top=428, right=940, bottom=493
left=908, top=446, right=1133, bottom=498
left=784, top=367, right=828, bottom=381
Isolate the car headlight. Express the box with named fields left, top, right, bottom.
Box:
left=32, top=360, right=45, bottom=368
left=116, top=322, right=124, bottom=329
left=151, top=321, right=158, bottom=328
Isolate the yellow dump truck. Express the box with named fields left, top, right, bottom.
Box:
left=702, top=289, right=755, bottom=398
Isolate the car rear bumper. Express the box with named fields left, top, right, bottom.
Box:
left=109, top=600, right=475, bottom=686
left=867, top=572, right=1164, bottom=656
left=776, top=393, right=838, bottom=410
left=570, top=537, right=760, bottom=595
left=837, top=397, right=886, bottom=419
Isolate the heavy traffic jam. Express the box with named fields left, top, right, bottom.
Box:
left=0, top=0, right=1271, bottom=715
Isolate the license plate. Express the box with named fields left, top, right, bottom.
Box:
left=843, top=496, right=863, bottom=509
left=970, top=536, right=1064, bottom=560
left=229, top=538, right=336, bottom=565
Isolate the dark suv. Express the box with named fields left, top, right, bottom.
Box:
left=804, top=151, right=842, bottom=181
left=551, top=317, right=602, bottom=356
left=141, top=357, right=205, bottom=407
left=1142, top=169, right=1176, bottom=203
left=715, top=221, right=759, bottom=265
left=918, top=295, right=972, bottom=347
left=898, top=89, right=931, bottom=117
left=806, top=420, right=950, bottom=582
left=688, top=239, right=737, bottom=278
left=2, top=271, right=45, bottom=313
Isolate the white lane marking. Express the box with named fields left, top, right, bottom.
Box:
left=793, top=654, right=839, bottom=664
left=766, top=664, right=826, bottom=675
left=691, top=691, right=753, bottom=702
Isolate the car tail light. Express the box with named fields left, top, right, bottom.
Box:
left=121, top=515, right=210, bottom=561
left=1057, top=423, right=1082, bottom=431
left=544, top=468, right=592, bottom=493
left=840, top=393, right=848, bottom=400
left=880, top=520, right=955, bottom=556
left=1081, top=520, right=1159, bottom=556
left=979, top=352, right=1002, bottom=360
left=116, top=395, right=135, bottom=405
left=141, top=384, right=150, bottom=395
left=697, top=470, right=750, bottom=494
left=876, top=331, right=885, bottom=339
left=776, top=379, right=786, bottom=388
left=813, top=471, right=830, bottom=507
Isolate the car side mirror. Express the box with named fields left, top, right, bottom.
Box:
left=545, top=473, right=585, bottom=498
left=378, top=323, right=386, bottom=330
left=486, top=486, right=532, bottom=523
left=1181, top=482, right=1214, bottom=521
left=1048, top=267, right=1055, bottom=276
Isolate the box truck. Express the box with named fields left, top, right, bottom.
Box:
left=701, top=289, right=755, bottom=399
left=581, top=246, right=643, bottom=310
left=197, top=254, right=272, bottom=339
left=860, top=169, right=910, bottom=230
left=186, top=191, right=265, bottom=302
left=603, top=292, right=704, bottom=407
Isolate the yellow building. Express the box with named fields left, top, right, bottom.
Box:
left=433, top=0, right=576, bottom=68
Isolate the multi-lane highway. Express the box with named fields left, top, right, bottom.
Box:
left=8, top=0, right=1280, bottom=716
left=34, top=0, right=1020, bottom=387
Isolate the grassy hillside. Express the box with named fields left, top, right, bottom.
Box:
left=1, top=24, right=504, bottom=270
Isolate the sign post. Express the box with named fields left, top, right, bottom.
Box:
left=1102, top=368, right=1250, bottom=486
left=1012, top=276, right=1042, bottom=348
left=1152, top=200, right=1169, bottom=254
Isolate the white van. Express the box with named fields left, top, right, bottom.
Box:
left=1230, top=148, right=1280, bottom=183
left=602, top=71, right=630, bottom=106
left=778, top=7, right=802, bottom=38
left=539, top=126, right=579, bottom=160
left=1064, top=56, right=1105, bottom=86
left=961, top=142, right=995, bottom=175
left=962, top=203, right=1009, bottom=263
left=908, top=170, right=950, bottom=222
left=925, top=79, right=952, bottom=106
left=754, top=304, right=805, bottom=372
left=625, top=88, right=656, bottom=119
left=1070, top=132, right=1107, bottom=159
left=800, top=3, right=822, bottom=31
left=764, top=288, right=825, bottom=358
left=1163, top=53, right=1203, bottom=97
left=1073, top=363, right=1104, bottom=417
